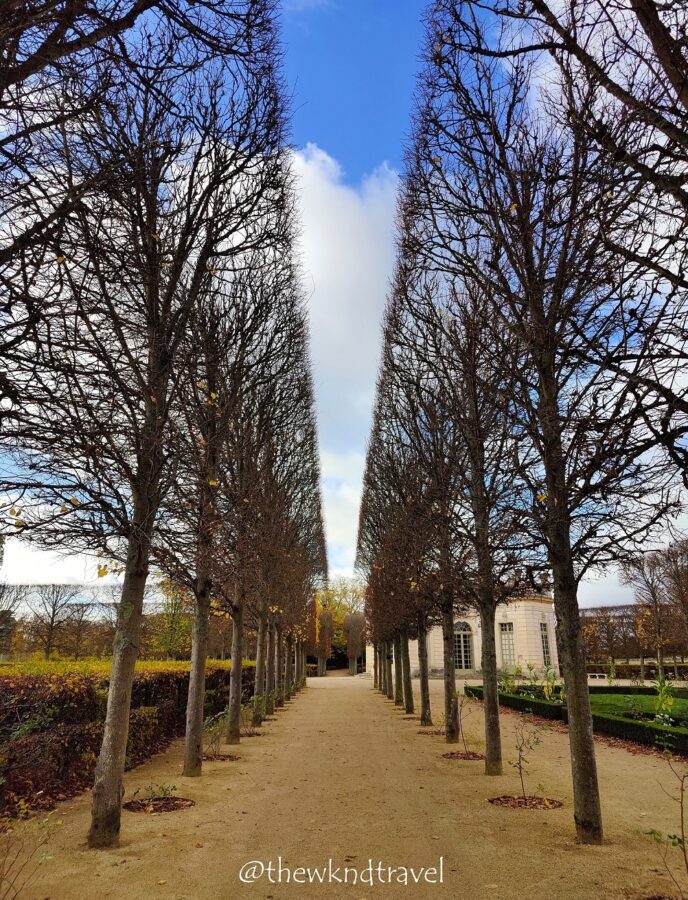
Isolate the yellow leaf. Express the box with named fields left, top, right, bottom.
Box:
left=13, top=520, right=25, bottom=528
left=60, top=505, right=68, bottom=513
left=70, top=497, right=79, bottom=506
left=509, top=203, right=518, bottom=215
left=55, top=256, right=65, bottom=264
left=9, top=508, right=17, bottom=516
left=536, top=493, right=547, bottom=502
left=208, top=480, right=218, bottom=487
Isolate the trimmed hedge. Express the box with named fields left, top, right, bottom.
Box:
left=589, top=712, right=688, bottom=754
left=465, top=685, right=564, bottom=720
left=465, top=684, right=688, bottom=754
left=0, top=662, right=255, bottom=814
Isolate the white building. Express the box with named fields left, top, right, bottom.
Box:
left=367, top=594, right=559, bottom=677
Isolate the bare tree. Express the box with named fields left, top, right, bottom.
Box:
left=397, top=0, right=680, bottom=842
left=0, top=0, right=287, bottom=848
left=465, top=1, right=688, bottom=483
left=27, top=583, right=79, bottom=658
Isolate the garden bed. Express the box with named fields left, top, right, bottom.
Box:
left=442, top=751, right=485, bottom=761
left=123, top=797, right=195, bottom=814
left=466, top=684, right=688, bottom=754
left=488, top=795, right=562, bottom=810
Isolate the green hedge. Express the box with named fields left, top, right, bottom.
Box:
left=586, top=684, right=688, bottom=700
left=465, top=685, right=564, bottom=720
left=466, top=684, right=688, bottom=753
left=589, top=712, right=688, bottom=754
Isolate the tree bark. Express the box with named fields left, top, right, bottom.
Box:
left=540, top=357, right=603, bottom=844
left=417, top=612, right=432, bottom=726
left=393, top=633, right=403, bottom=706
left=226, top=601, right=243, bottom=744
left=401, top=629, right=414, bottom=714
left=265, top=620, right=275, bottom=715
left=284, top=632, right=293, bottom=700
left=87, top=528, right=150, bottom=848
left=385, top=641, right=394, bottom=700
left=441, top=602, right=459, bottom=743
left=182, top=582, right=211, bottom=776
left=373, top=641, right=378, bottom=689
left=480, top=603, right=502, bottom=775
left=294, top=639, right=302, bottom=687
left=276, top=627, right=285, bottom=706
left=252, top=611, right=267, bottom=726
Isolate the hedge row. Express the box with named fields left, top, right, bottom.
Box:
left=465, top=684, right=688, bottom=754
left=0, top=663, right=255, bottom=815
left=465, top=685, right=565, bottom=720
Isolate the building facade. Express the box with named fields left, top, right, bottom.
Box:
left=367, top=594, right=559, bottom=677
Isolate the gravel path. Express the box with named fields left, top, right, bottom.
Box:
left=29, top=674, right=681, bottom=899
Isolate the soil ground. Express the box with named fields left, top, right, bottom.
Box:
left=28, top=673, right=684, bottom=899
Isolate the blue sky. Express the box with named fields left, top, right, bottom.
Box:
left=282, top=0, right=426, bottom=184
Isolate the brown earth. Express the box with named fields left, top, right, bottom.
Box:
left=26, top=674, right=684, bottom=900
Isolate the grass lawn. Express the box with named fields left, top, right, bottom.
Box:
left=588, top=692, right=688, bottom=724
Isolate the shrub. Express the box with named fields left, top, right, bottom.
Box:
left=0, top=660, right=255, bottom=815
left=465, top=685, right=564, bottom=720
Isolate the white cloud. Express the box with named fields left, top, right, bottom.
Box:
left=1, top=539, right=101, bottom=585
left=293, top=143, right=399, bottom=575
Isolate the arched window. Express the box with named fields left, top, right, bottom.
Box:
left=454, top=622, right=473, bottom=670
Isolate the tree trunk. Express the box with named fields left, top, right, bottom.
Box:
left=265, top=620, right=275, bottom=715
left=276, top=628, right=284, bottom=706
left=393, top=633, right=403, bottom=706
left=480, top=603, right=502, bottom=775
left=295, top=639, right=302, bottom=687
left=441, top=602, right=458, bottom=743
left=417, top=612, right=432, bottom=726
left=401, top=629, right=414, bottom=714
left=285, top=633, right=294, bottom=700
left=252, top=611, right=267, bottom=726
left=373, top=642, right=378, bottom=689
left=226, top=602, right=243, bottom=745
left=640, top=651, right=645, bottom=681
left=385, top=641, right=394, bottom=700
left=87, top=531, right=150, bottom=848
left=183, top=583, right=211, bottom=776
left=554, top=570, right=603, bottom=843
left=539, top=359, right=603, bottom=844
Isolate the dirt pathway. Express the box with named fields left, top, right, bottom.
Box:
left=29, top=676, right=681, bottom=899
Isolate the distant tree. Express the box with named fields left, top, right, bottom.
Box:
left=316, top=607, right=334, bottom=677
left=343, top=612, right=365, bottom=676
left=148, top=581, right=193, bottom=660
left=0, top=582, right=26, bottom=655
left=622, top=554, right=670, bottom=677
left=27, top=584, right=79, bottom=658
left=62, top=601, right=94, bottom=660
